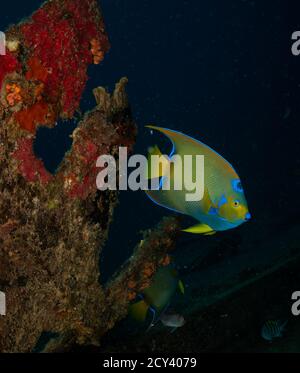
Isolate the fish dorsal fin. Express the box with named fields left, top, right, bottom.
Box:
left=146, top=125, right=202, bottom=157
left=146, top=125, right=238, bottom=179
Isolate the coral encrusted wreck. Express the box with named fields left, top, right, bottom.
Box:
left=0, top=0, right=180, bottom=352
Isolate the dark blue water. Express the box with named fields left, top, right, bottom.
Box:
left=95, top=0, right=299, bottom=280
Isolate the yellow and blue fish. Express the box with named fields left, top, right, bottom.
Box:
left=146, top=126, right=251, bottom=234
left=129, top=266, right=184, bottom=325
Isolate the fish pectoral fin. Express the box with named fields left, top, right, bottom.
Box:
left=203, top=231, right=216, bottom=236
left=182, top=223, right=216, bottom=235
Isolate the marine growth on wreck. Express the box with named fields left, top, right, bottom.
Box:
left=0, top=0, right=299, bottom=357
left=0, top=0, right=181, bottom=352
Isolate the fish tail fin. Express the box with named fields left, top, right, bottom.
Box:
left=146, top=145, right=170, bottom=179
left=128, top=299, right=149, bottom=323
left=182, top=223, right=216, bottom=235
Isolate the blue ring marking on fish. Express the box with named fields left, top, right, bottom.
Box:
left=232, top=179, right=243, bottom=193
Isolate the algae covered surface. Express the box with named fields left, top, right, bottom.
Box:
left=0, top=0, right=181, bottom=352
left=0, top=0, right=299, bottom=353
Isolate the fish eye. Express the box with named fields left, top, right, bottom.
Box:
left=233, top=200, right=240, bottom=207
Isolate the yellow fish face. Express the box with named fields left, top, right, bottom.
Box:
left=218, top=194, right=250, bottom=226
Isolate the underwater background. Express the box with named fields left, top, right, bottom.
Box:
left=1, top=0, right=300, bottom=352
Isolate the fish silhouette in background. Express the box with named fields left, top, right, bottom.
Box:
left=160, top=313, right=186, bottom=333
left=261, top=320, right=288, bottom=342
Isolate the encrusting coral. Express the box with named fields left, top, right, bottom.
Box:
left=0, top=0, right=181, bottom=352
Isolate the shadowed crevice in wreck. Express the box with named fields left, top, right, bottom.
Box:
left=33, top=119, right=78, bottom=174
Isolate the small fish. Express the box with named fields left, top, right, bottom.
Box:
left=282, top=107, right=291, bottom=120
left=146, top=126, right=251, bottom=234
left=160, top=313, right=185, bottom=333
left=261, top=320, right=287, bottom=342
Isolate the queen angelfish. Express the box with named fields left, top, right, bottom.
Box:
left=145, top=125, right=251, bottom=234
